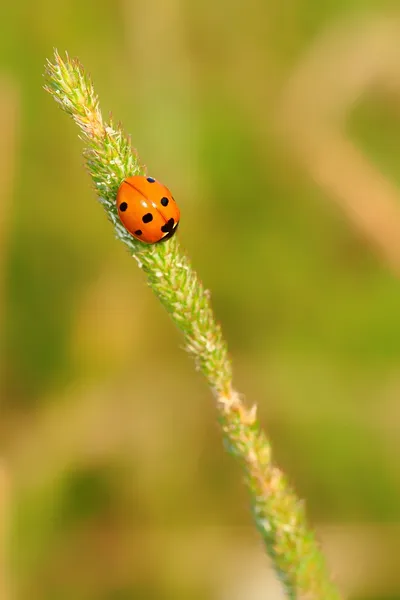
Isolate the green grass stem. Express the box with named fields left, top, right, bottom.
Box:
left=44, top=50, right=342, bottom=600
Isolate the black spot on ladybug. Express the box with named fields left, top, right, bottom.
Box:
left=159, top=221, right=179, bottom=242
left=119, top=202, right=128, bottom=212
left=161, top=218, right=175, bottom=233
left=135, top=229, right=143, bottom=236
left=142, top=213, right=153, bottom=223
left=147, top=177, right=155, bottom=183
left=161, top=197, right=169, bottom=207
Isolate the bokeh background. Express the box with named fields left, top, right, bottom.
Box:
left=1, top=1, right=400, bottom=599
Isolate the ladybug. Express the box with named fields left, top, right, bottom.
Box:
left=116, top=176, right=180, bottom=244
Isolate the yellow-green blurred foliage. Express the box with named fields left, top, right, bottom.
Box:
left=1, top=1, right=400, bottom=599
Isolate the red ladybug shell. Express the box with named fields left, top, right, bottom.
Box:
left=116, top=176, right=180, bottom=244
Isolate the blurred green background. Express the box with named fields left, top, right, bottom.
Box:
left=1, top=1, right=400, bottom=598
